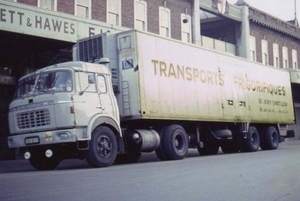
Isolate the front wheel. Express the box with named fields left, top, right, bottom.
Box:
left=85, top=126, right=118, bottom=167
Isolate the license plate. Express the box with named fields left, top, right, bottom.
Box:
left=25, top=137, right=40, bottom=145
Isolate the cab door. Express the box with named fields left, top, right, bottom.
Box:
left=72, top=72, right=103, bottom=127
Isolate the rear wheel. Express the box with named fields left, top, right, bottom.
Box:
left=262, top=126, right=279, bottom=150
left=161, top=125, right=189, bottom=160
left=241, top=126, right=260, bottom=152
left=85, top=126, right=118, bottom=167
left=155, top=127, right=168, bottom=161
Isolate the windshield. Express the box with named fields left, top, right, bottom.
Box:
left=14, top=70, right=73, bottom=99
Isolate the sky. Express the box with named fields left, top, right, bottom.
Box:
left=227, top=0, right=300, bottom=22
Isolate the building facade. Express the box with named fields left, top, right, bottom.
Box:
left=0, top=0, right=300, bottom=158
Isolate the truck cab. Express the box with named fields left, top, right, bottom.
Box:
left=8, top=61, right=122, bottom=170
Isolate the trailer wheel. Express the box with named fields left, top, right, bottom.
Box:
left=241, top=126, right=260, bottom=152
left=197, top=142, right=219, bottom=155
left=162, top=125, right=189, bottom=160
left=155, top=127, right=168, bottom=161
left=29, top=152, right=61, bottom=171
left=115, top=152, right=142, bottom=164
left=85, top=126, right=117, bottom=167
left=263, top=126, right=279, bottom=150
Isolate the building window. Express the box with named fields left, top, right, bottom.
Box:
left=181, top=14, right=191, bottom=43
left=273, top=43, right=279, bottom=68
left=261, top=40, right=268, bottom=65
left=159, top=7, right=171, bottom=38
left=134, top=0, right=147, bottom=31
left=75, top=0, right=91, bottom=19
left=292, top=49, right=298, bottom=69
left=282, top=46, right=289, bottom=68
left=107, top=0, right=121, bottom=26
left=249, top=36, right=256, bottom=61
left=38, top=0, right=56, bottom=11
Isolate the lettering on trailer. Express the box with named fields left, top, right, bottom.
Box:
left=152, top=59, right=286, bottom=97
left=234, top=75, right=286, bottom=96
left=151, top=59, right=224, bottom=86
left=258, top=99, right=289, bottom=114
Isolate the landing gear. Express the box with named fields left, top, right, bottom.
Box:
left=241, top=126, right=260, bottom=152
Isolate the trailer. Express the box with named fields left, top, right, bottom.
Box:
left=7, top=30, right=295, bottom=170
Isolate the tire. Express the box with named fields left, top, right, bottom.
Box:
left=161, top=125, right=189, bottom=160
left=115, top=152, right=142, bottom=164
left=221, top=141, right=239, bottom=154
left=241, top=126, right=260, bottom=152
left=155, top=127, right=168, bottom=161
left=85, top=126, right=118, bottom=167
left=263, top=126, right=279, bottom=150
left=29, top=152, right=61, bottom=171
left=197, top=142, right=219, bottom=155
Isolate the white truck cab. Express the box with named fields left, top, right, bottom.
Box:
left=8, top=61, right=122, bottom=170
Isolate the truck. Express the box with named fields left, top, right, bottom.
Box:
left=7, top=30, right=295, bottom=170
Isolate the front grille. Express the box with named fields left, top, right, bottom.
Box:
left=17, top=109, right=51, bottom=129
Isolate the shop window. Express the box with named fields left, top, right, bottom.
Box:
left=292, top=49, right=298, bottom=69
left=261, top=40, right=268, bottom=65
left=134, top=0, right=147, bottom=31
left=273, top=43, right=279, bottom=68
left=75, top=0, right=91, bottom=19
left=282, top=46, right=289, bottom=68
left=159, top=7, right=171, bottom=38
left=249, top=36, right=256, bottom=61
left=181, top=14, right=191, bottom=43
left=107, top=0, right=121, bottom=26
left=38, top=0, right=56, bottom=11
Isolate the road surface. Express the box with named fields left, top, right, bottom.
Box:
left=0, top=141, right=300, bottom=201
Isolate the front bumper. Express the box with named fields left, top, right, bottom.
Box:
left=7, top=128, right=85, bottom=148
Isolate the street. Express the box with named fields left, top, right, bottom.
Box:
left=0, top=141, right=300, bottom=201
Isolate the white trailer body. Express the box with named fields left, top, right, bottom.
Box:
left=116, top=30, right=294, bottom=125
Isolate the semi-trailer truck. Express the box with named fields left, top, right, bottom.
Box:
left=7, top=30, right=295, bottom=170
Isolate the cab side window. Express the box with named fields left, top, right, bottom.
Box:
left=85, top=73, right=96, bottom=92
left=97, top=75, right=107, bottom=94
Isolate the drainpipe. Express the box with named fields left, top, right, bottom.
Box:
left=192, top=0, right=201, bottom=46
left=236, top=0, right=250, bottom=59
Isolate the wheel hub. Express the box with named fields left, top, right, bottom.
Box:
left=97, top=136, right=112, bottom=157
